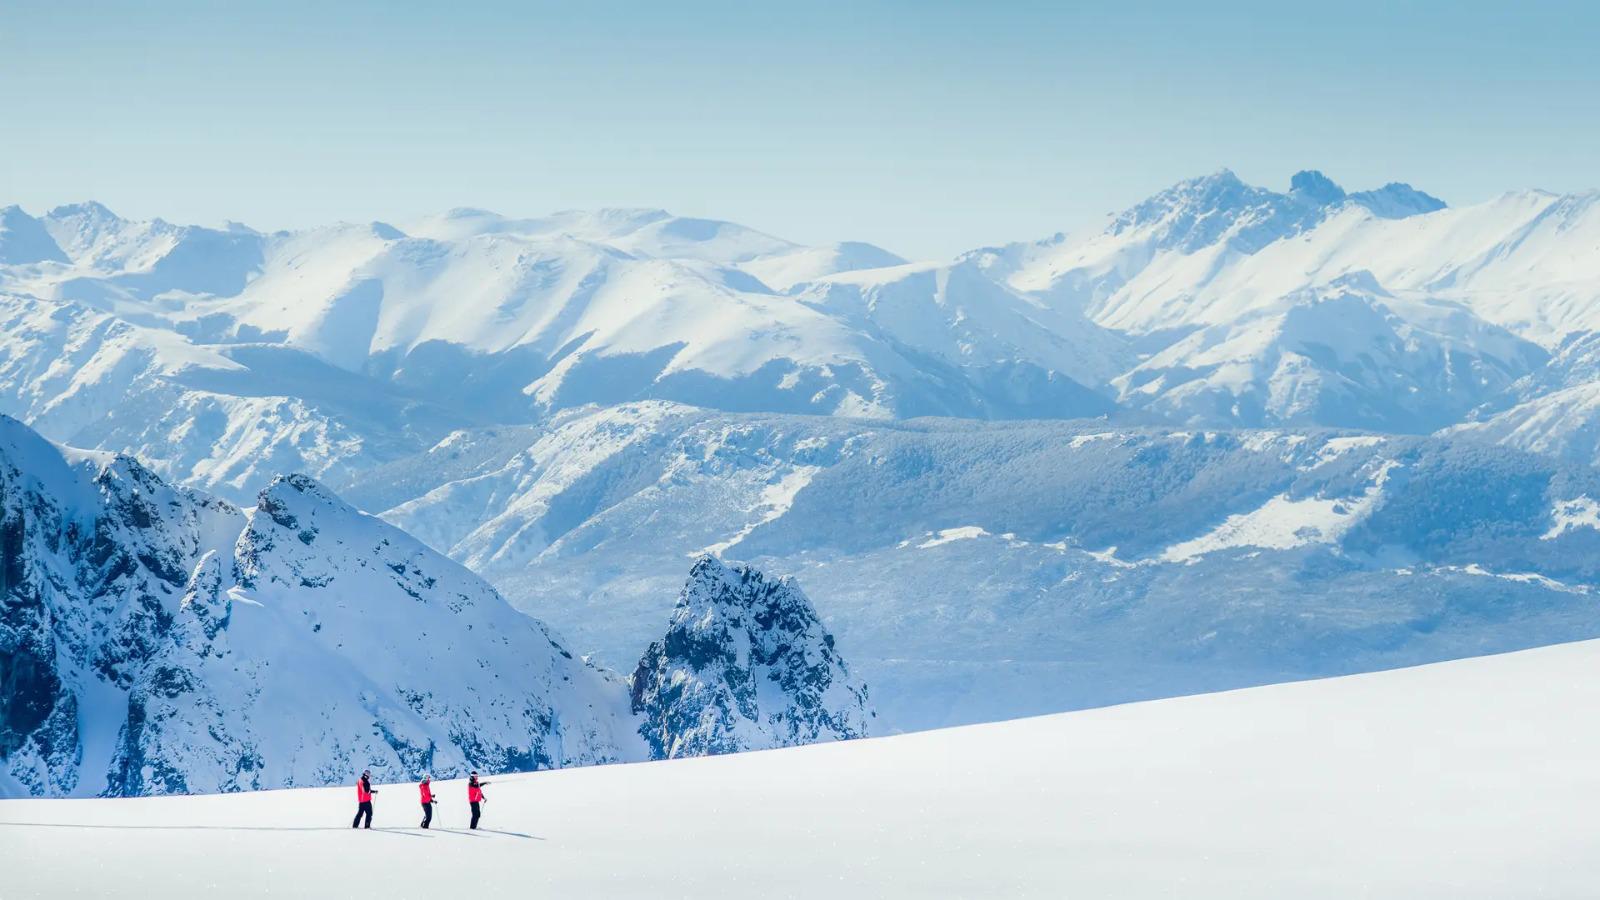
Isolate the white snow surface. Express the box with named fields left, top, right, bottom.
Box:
left=4, top=639, right=1599, bottom=899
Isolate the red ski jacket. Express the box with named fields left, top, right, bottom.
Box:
left=419, top=782, right=433, bottom=804
left=356, top=777, right=373, bottom=803
left=468, top=782, right=484, bottom=803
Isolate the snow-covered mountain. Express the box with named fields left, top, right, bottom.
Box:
left=0, top=201, right=1123, bottom=504
left=8, top=168, right=1600, bottom=749
left=6, top=172, right=1600, bottom=500
left=983, top=170, right=1600, bottom=347
left=1112, top=278, right=1547, bottom=432
left=739, top=240, right=908, bottom=291
left=974, top=170, right=1440, bottom=319
left=0, top=416, right=869, bottom=797
left=0, top=202, right=1113, bottom=434
left=0, top=206, right=69, bottom=265
left=631, top=556, right=872, bottom=758
left=0, top=414, right=640, bottom=797
left=0, top=290, right=452, bottom=501
left=1446, top=330, right=1600, bottom=467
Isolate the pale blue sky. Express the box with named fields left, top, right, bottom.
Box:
left=3, top=1, right=1598, bottom=259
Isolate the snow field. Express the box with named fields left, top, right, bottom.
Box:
left=5, top=638, right=1600, bottom=898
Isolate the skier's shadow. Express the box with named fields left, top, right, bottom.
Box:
left=0, top=822, right=426, bottom=837
left=432, top=827, right=543, bottom=840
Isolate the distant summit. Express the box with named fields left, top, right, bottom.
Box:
left=1348, top=181, right=1448, bottom=218
left=1287, top=168, right=1446, bottom=218
left=1289, top=169, right=1347, bottom=205
left=0, top=206, right=68, bottom=264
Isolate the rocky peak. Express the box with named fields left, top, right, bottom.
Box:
left=1348, top=182, right=1448, bottom=219
left=629, top=555, right=873, bottom=759
left=1289, top=170, right=1348, bottom=206
left=1109, top=168, right=1449, bottom=257
left=1111, top=168, right=1325, bottom=255
left=0, top=206, right=69, bottom=265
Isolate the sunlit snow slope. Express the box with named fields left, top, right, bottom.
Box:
left=3, top=639, right=1596, bottom=899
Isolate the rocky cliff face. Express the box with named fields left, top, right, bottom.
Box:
left=0, top=415, right=642, bottom=797
left=0, top=417, right=240, bottom=796
left=630, top=555, right=873, bottom=759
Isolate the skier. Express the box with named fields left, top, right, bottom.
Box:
left=419, top=774, right=436, bottom=829
left=467, top=771, right=489, bottom=830
left=352, top=769, right=377, bottom=829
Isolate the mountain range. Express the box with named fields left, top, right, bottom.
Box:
left=6, top=168, right=1600, bottom=785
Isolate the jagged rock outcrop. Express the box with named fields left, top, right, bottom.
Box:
left=630, top=555, right=873, bottom=759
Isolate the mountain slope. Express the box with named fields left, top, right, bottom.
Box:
left=0, top=415, right=641, bottom=796
left=1447, top=330, right=1600, bottom=467
left=0, top=291, right=461, bottom=503
left=1112, top=280, right=1546, bottom=432
left=40, top=201, right=265, bottom=298
left=739, top=240, right=908, bottom=290
left=795, top=257, right=1128, bottom=410
left=208, top=218, right=1113, bottom=420
left=0, top=206, right=68, bottom=265
left=8, top=639, right=1600, bottom=899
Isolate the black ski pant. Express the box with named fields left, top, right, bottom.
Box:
left=352, top=801, right=373, bottom=829
left=470, top=801, right=481, bottom=829
left=421, top=802, right=433, bottom=829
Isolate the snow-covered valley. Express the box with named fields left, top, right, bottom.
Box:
left=348, top=402, right=1600, bottom=730
left=5, top=639, right=1598, bottom=899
